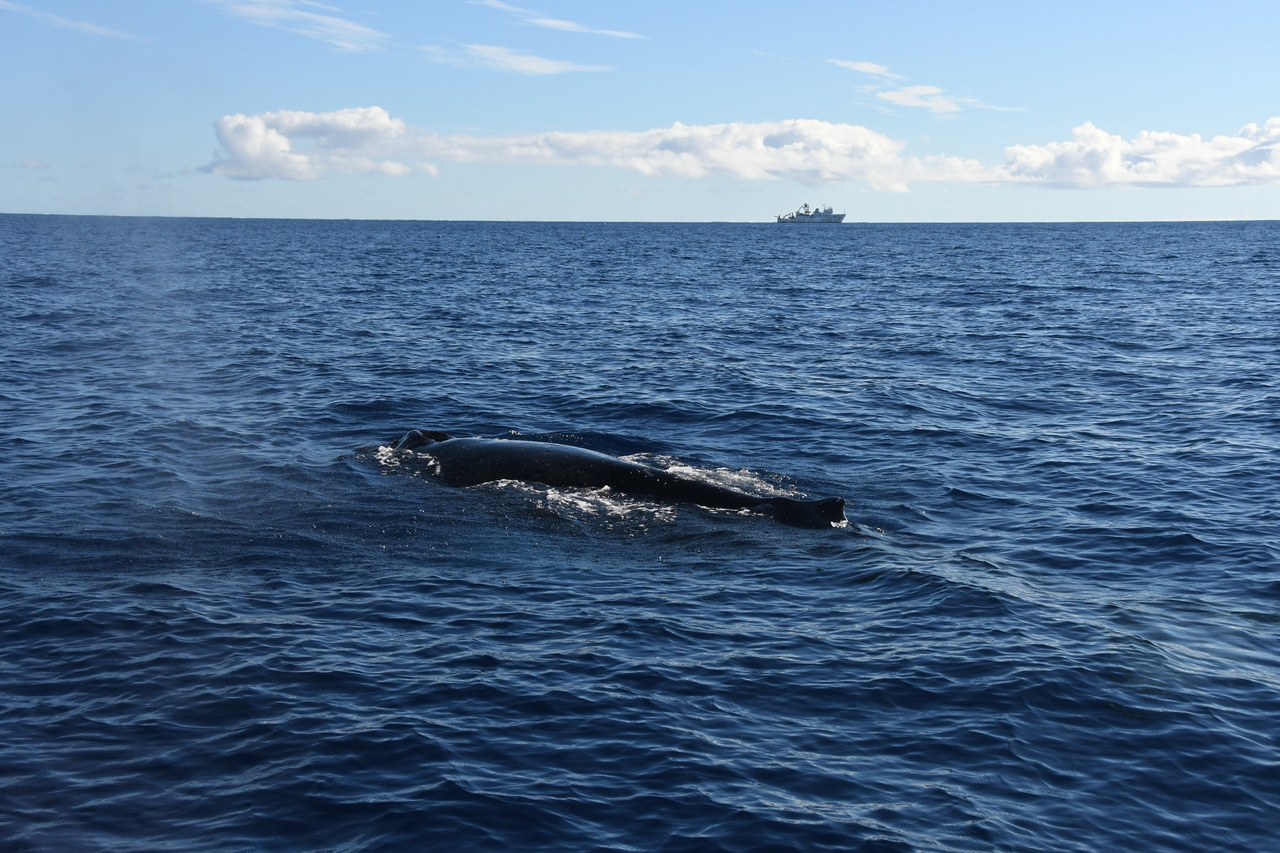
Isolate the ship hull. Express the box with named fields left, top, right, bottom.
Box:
left=775, top=204, right=846, bottom=223
left=776, top=213, right=846, bottom=224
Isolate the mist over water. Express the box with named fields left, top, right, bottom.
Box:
left=2, top=215, right=1277, bottom=851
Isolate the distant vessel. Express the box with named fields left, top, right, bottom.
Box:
left=776, top=203, right=845, bottom=224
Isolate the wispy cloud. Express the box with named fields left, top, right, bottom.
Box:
left=204, top=107, right=1280, bottom=191
left=473, top=0, right=644, bottom=39
left=422, top=43, right=611, bottom=75
left=877, top=85, right=964, bottom=114
left=525, top=17, right=642, bottom=38
left=211, top=1, right=632, bottom=67
left=211, top=0, right=388, bottom=52
left=472, top=0, right=524, bottom=12
left=830, top=58, right=1019, bottom=115
left=0, top=0, right=136, bottom=39
left=827, top=59, right=903, bottom=79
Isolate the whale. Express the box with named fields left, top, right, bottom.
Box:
left=392, top=430, right=846, bottom=528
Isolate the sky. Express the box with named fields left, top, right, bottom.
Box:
left=3, top=0, right=1279, bottom=222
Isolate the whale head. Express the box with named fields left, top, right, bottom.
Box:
left=394, top=429, right=455, bottom=451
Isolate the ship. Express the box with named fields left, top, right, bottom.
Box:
left=775, top=203, right=846, bottom=224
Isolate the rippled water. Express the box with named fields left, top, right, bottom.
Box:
left=2, top=214, right=1277, bottom=851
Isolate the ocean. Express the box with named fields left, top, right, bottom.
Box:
left=1, top=214, right=1277, bottom=852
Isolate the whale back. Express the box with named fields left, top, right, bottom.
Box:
left=393, top=432, right=847, bottom=528
left=418, top=437, right=647, bottom=490
left=766, top=496, right=847, bottom=528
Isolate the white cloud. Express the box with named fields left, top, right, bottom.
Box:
left=0, top=0, right=136, bottom=38
left=830, top=59, right=1018, bottom=114
left=471, top=0, right=525, bottom=12
left=213, top=1, right=632, bottom=68
left=203, top=107, right=1280, bottom=191
left=828, top=59, right=902, bottom=79
left=424, top=120, right=918, bottom=186
left=204, top=108, right=944, bottom=188
left=877, top=85, right=963, bottom=114
left=203, top=107, right=415, bottom=179
left=999, top=119, right=1280, bottom=187
left=526, top=17, right=643, bottom=39
left=212, top=0, right=388, bottom=51
left=424, top=43, right=611, bottom=74
left=473, top=0, right=644, bottom=38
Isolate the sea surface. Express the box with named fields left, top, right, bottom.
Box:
left=1, top=214, right=1277, bottom=852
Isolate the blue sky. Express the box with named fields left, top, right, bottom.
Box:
left=3, top=0, right=1279, bottom=221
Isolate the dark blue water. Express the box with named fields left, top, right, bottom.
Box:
left=2, top=214, right=1277, bottom=852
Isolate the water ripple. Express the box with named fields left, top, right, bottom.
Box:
left=2, top=216, right=1278, bottom=851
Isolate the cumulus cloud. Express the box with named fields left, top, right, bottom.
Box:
left=423, top=120, right=923, bottom=187
left=0, top=0, right=136, bottom=38
left=203, top=107, right=416, bottom=180
left=211, top=0, right=388, bottom=51
left=999, top=119, right=1280, bottom=187
left=203, top=108, right=966, bottom=189
left=423, top=43, right=611, bottom=74
left=202, top=107, right=1280, bottom=191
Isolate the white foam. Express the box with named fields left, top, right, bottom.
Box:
left=494, top=480, right=678, bottom=525
left=625, top=454, right=799, bottom=499
left=376, top=445, right=441, bottom=477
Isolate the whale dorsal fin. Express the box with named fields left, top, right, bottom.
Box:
left=394, top=430, right=455, bottom=451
